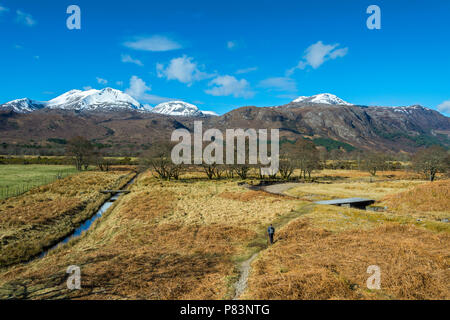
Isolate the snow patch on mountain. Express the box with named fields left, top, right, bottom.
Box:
left=202, top=110, right=219, bottom=116
left=1, top=98, right=45, bottom=113
left=1, top=89, right=219, bottom=116
left=152, top=101, right=217, bottom=117
left=46, top=88, right=144, bottom=111
left=292, top=93, right=353, bottom=106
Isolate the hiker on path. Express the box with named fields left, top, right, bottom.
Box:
left=267, top=224, right=275, bottom=245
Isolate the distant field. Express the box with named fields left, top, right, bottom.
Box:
left=0, top=170, right=134, bottom=266
left=0, top=165, right=78, bottom=199
left=0, top=165, right=77, bottom=189
left=0, top=155, right=139, bottom=161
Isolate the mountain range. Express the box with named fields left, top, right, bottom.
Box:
left=1, top=89, right=449, bottom=154
left=0, top=88, right=216, bottom=117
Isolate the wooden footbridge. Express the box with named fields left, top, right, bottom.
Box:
left=100, top=190, right=131, bottom=194
left=315, top=198, right=376, bottom=210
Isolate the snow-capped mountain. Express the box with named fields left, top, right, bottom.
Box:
left=1, top=98, right=46, bottom=113
left=1, top=89, right=218, bottom=116
left=292, top=93, right=353, bottom=106
left=152, top=101, right=218, bottom=117
left=45, top=88, right=145, bottom=112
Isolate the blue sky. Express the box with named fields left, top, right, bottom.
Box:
left=0, top=0, right=449, bottom=115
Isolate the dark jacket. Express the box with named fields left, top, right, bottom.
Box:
left=268, top=226, right=275, bottom=235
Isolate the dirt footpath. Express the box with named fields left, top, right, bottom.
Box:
left=261, top=183, right=302, bottom=196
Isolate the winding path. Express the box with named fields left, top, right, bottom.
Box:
left=233, top=182, right=302, bottom=299
left=233, top=253, right=259, bottom=300
left=261, top=182, right=303, bottom=196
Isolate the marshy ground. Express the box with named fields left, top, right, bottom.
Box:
left=0, top=167, right=448, bottom=299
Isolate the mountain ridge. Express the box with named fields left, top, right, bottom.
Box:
left=291, top=93, right=353, bottom=106
left=1, top=90, right=448, bottom=154
left=0, top=88, right=215, bottom=117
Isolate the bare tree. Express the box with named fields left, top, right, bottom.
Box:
left=66, top=136, right=94, bottom=171
left=225, top=165, right=235, bottom=179
left=201, top=164, right=226, bottom=180
left=92, top=151, right=110, bottom=171
left=215, top=165, right=225, bottom=179
left=361, top=152, right=387, bottom=176
left=283, top=139, right=321, bottom=180
left=412, top=146, right=449, bottom=181
left=278, top=158, right=295, bottom=180
left=233, top=164, right=251, bottom=179
left=142, top=142, right=182, bottom=180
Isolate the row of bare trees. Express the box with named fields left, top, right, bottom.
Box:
left=139, top=138, right=323, bottom=181
left=140, top=142, right=259, bottom=181
left=351, top=146, right=449, bottom=181
left=65, top=136, right=448, bottom=182
left=65, top=136, right=110, bottom=171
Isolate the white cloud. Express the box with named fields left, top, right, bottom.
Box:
left=116, top=81, right=124, bottom=87
left=125, top=76, right=150, bottom=97
left=227, top=41, right=237, bottom=50
left=96, top=77, right=108, bottom=85
left=329, top=47, right=348, bottom=60
left=287, top=41, right=348, bottom=75
left=157, top=55, right=213, bottom=86
left=236, top=66, right=258, bottom=74
left=16, top=10, right=36, bottom=26
left=437, top=100, right=450, bottom=115
left=259, top=77, right=297, bottom=93
left=205, top=75, right=254, bottom=98
left=123, top=35, right=182, bottom=52
left=125, top=75, right=169, bottom=104
left=121, top=54, right=143, bottom=66
left=83, top=86, right=93, bottom=91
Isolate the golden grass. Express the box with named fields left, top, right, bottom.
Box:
left=0, top=170, right=134, bottom=266
left=381, top=180, right=450, bottom=220
left=243, top=219, right=450, bottom=300
left=132, top=172, right=300, bottom=229
left=0, top=169, right=448, bottom=300
left=218, top=190, right=286, bottom=202
left=297, top=203, right=449, bottom=234
left=0, top=171, right=300, bottom=299
left=285, top=180, right=425, bottom=201
left=311, top=169, right=425, bottom=181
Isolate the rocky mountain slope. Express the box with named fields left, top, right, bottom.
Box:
left=209, top=102, right=449, bottom=152
left=0, top=92, right=448, bottom=154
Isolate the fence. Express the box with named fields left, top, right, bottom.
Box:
left=0, top=170, right=74, bottom=200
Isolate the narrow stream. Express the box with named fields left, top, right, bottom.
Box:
left=37, top=174, right=137, bottom=260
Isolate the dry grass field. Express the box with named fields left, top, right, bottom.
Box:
left=0, top=168, right=448, bottom=300
left=243, top=178, right=450, bottom=300
left=0, top=170, right=134, bottom=266
left=285, top=180, right=425, bottom=201
left=242, top=220, right=449, bottom=299
left=0, top=171, right=302, bottom=299
left=381, top=180, right=450, bottom=220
